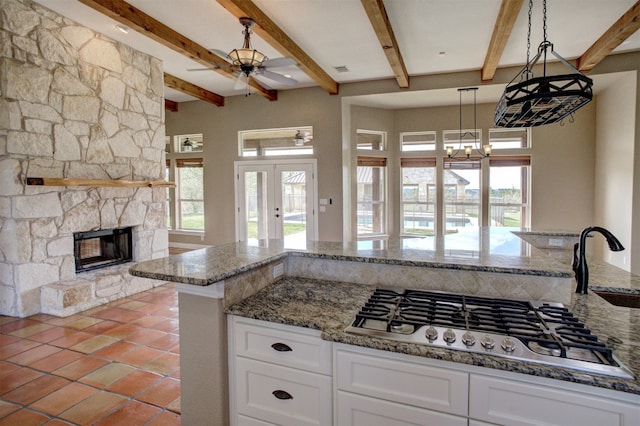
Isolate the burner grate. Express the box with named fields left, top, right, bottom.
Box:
left=352, top=288, right=618, bottom=366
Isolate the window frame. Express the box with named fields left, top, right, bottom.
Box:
left=166, top=134, right=206, bottom=235
left=399, top=157, right=437, bottom=236
left=356, top=156, right=388, bottom=238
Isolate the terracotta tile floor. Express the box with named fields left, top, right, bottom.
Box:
left=0, top=284, right=181, bottom=425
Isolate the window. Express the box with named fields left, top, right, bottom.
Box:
left=443, top=161, right=481, bottom=232
left=488, top=128, right=529, bottom=149
left=400, top=131, right=436, bottom=152
left=166, top=133, right=205, bottom=232
left=357, top=156, right=387, bottom=236
left=489, top=156, right=530, bottom=227
left=176, top=158, right=204, bottom=230
left=177, top=134, right=203, bottom=153
left=356, top=130, right=386, bottom=151
left=400, top=158, right=436, bottom=235
left=239, top=127, right=313, bottom=157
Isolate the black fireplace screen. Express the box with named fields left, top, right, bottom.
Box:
left=74, top=227, right=132, bottom=272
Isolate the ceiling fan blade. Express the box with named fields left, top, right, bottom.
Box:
left=210, top=48, right=231, bottom=60
left=261, top=57, right=296, bottom=68
left=259, top=69, right=297, bottom=85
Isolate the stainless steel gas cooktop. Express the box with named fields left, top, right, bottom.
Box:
left=345, top=288, right=634, bottom=380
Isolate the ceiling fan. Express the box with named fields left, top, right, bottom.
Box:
left=293, top=130, right=312, bottom=146
left=189, top=17, right=297, bottom=90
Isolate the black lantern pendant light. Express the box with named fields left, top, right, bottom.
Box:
left=494, top=0, right=593, bottom=128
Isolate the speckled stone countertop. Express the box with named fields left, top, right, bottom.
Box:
left=226, top=276, right=640, bottom=396
left=129, top=227, right=575, bottom=285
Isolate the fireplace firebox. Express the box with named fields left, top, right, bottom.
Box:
left=74, top=227, right=133, bottom=272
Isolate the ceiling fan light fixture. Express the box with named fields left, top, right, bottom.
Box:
left=494, top=0, right=593, bottom=128
left=227, top=18, right=267, bottom=75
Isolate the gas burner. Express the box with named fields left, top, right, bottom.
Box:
left=346, top=288, right=634, bottom=380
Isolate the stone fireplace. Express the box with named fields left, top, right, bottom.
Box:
left=0, top=0, right=169, bottom=317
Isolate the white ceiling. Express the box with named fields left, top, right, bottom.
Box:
left=34, top=0, right=640, bottom=107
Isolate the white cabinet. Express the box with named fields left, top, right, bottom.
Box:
left=335, top=345, right=468, bottom=425
left=229, top=317, right=639, bottom=426
left=336, top=391, right=467, bottom=426
left=229, top=316, right=332, bottom=426
left=469, top=374, right=640, bottom=426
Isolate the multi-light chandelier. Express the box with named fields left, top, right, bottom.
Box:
left=494, top=0, right=593, bottom=128
left=446, top=87, right=492, bottom=160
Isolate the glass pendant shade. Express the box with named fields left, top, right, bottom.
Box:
left=228, top=48, right=266, bottom=68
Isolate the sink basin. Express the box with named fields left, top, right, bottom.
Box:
left=594, top=291, right=640, bottom=309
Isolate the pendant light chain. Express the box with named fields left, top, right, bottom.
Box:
left=543, top=0, right=548, bottom=43
left=526, top=0, right=532, bottom=68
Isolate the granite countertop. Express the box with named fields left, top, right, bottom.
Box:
left=225, top=276, right=640, bottom=396
left=130, top=228, right=575, bottom=285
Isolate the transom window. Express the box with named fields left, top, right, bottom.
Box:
left=239, top=126, right=313, bottom=157
left=488, top=128, right=529, bottom=149
left=357, top=129, right=386, bottom=151
left=400, top=131, right=436, bottom=152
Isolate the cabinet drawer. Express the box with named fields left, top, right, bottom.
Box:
left=469, top=374, right=640, bottom=426
left=233, top=317, right=331, bottom=374
left=237, top=414, right=277, bottom=426
left=335, top=348, right=468, bottom=416
left=235, top=357, right=332, bottom=426
left=337, top=391, right=468, bottom=426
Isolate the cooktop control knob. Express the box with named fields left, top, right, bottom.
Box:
left=480, top=334, right=496, bottom=350
left=443, top=328, right=456, bottom=344
left=425, top=326, right=438, bottom=341
left=461, top=331, right=476, bottom=346
left=501, top=336, right=516, bottom=352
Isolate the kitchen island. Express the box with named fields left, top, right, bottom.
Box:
left=129, top=228, right=640, bottom=425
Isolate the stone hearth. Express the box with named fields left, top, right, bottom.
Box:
left=0, top=0, right=168, bottom=317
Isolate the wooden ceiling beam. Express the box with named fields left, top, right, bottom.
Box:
left=165, top=99, right=178, bottom=112
left=164, top=73, right=225, bottom=107
left=77, top=0, right=277, bottom=101
left=577, top=1, right=640, bottom=72
left=217, top=0, right=339, bottom=95
left=481, top=0, right=524, bottom=81
left=361, top=0, right=409, bottom=88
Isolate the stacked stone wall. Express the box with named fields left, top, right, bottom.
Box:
left=0, top=0, right=168, bottom=317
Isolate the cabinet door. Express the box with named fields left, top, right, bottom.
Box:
left=335, top=348, right=468, bottom=416
left=337, top=391, right=468, bottom=426
left=469, top=374, right=640, bottom=426
left=234, top=318, right=332, bottom=374
left=235, top=357, right=332, bottom=426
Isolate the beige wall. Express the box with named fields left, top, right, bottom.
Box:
left=595, top=72, right=637, bottom=272
left=166, top=87, right=343, bottom=245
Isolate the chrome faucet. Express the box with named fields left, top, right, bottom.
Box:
left=572, top=226, right=624, bottom=294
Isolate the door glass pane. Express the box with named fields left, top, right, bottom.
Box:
left=281, top=170, right=307, bottom=246
left=244, top=171, right=269, bottom=241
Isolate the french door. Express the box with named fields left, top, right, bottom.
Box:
left=235, top=160, right=317, bottom=247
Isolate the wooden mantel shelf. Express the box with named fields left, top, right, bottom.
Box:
left=26, top=177, right=176, bottom=188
